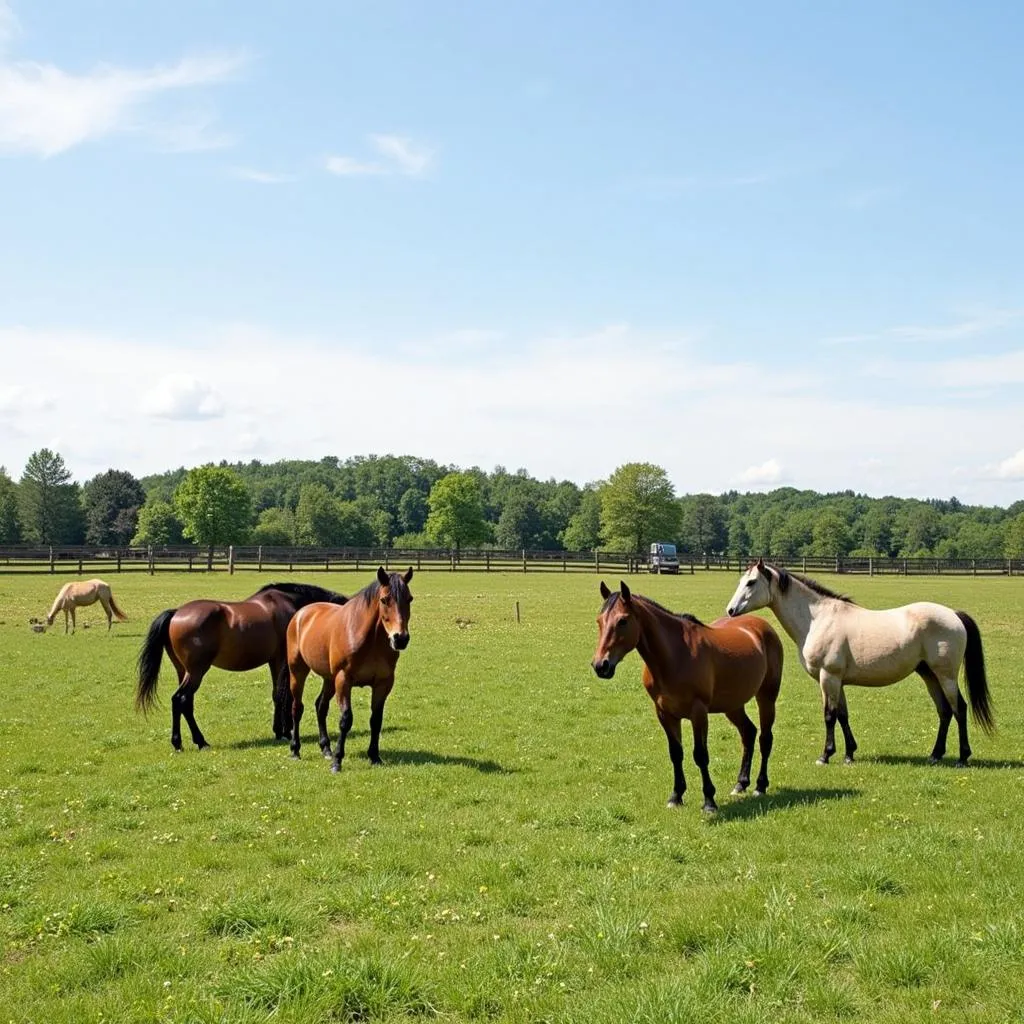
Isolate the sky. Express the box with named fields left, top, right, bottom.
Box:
left=1, top=0, right=1023, bottom=505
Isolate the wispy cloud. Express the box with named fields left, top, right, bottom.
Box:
left=825, top=307, right=1023, bottom=346
left=0, top=48, right=247, bottom=157
left=229, top=166, right=297, bottom=185
left=865, top=349, right=1024, bottom=389
left=326, top=134, right=435, bottom=179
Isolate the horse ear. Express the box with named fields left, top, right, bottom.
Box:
left=599, top=581, right=611, bottom=600
left=756, top=556, right=765, bottom=570
left=403, top=566, right=414, bottom=584
left=620, top=581, right=632, bottom=604
left=376, top=566, right=389, bottom=587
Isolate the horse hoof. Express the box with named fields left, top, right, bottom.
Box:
left=753, top=789, right=766, bottom=798
left=369, top=757, right=383, bottom=767
left=702, top=803, right=718, bottom=815
left=666, top=796, right=682, bottom=809
left=330, top=764, right=341, bottom=774
left=928, top=756, right=941, bottom=766
left=197, top=743, right=210, bottom=751
left=815, top=757, right=829, bottom=766
left=730, top=784, right=747, bottom=796
left=843, top=756, right=855, bottom=765
left=955, top=760, right=969, bottom=769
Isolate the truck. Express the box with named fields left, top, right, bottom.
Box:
left=649, top=541, right=680, bottom=574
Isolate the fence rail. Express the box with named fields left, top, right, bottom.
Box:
left=0, top=545, right=1021, bottom=577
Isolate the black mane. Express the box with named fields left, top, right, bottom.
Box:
left=255, top=581, right=348, bottom=606
left=601, top=591, right=705, bottom=626
left=351, top=572, right=412, bottom=609
left=773, top=566, right=855, bottom=605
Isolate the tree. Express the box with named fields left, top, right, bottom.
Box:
left=174, top=465, right=252, bottom=567
left=811, top=509, right=852, bottom=557
left=562, top=488, right=602, bottom=551
left=680, top=494, right=727, bottom=555
left=859, top=507, right=893, bottom=556
left=599, top=463, right=680, bottom=554
left=131, top=500, right=184, bottom=546
left=425, top=472, right=490, bottom=551
left=494, top=489, right=544, bottom=550
left=295, top=483, right=346, bottom=546
left=1005, top=513, right=1024, bottom=560
left=0, top=466, right=21, bottom=543
left=901, top=504, right=942, bottom=556
left=82, top=469, right=146, bottom=546
left=397, top=487, right=428, bottom=534
left=18, top=449, right=84, bottom=543
left=251, top=507, right=296, bottom=546
left=727, top=514, right=752, bottom=558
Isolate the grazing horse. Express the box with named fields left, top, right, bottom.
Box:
left=725, top=559, right=995, bottom=766
left=591, top=580, right=784, bottom=813
left=288, top=567, right=414, bottom=773
left=46, top=578, right=128, bottom=634
left=135, top=581, right=348, bottom=751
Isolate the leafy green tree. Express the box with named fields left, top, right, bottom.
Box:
left=680, top=494, right=727, bottom=555
left=425, top=472, right=490, bottom=551
left=727, top=513, right=752, bottom=558
left=367, top=507, right=394, bottom=547
left=811, top=508, right=852, bottom=557
left=174, top=465, right=252, bottom=567
left=82, top=469, right=146, bottom=545
left=295, top=483, right=346, bottom=546
left=599, top=463, right=679, bottom=554
left=901, top=504, right=942, bottom=556
left=336, top=501, right=377, bottom=546
left=131, top=500, right=184, bottom=546
left=494, top=489, right=544, bottom=550
left=562, top=488, right=603, bottom=551
left=251, top=507, right=296, bottom=546
left=398, top=487, right=429, bottom=534
left=1004, top=513, right=1024, bottom=559
left=18, top=449, right=84, bottom=543
left=0, top=466, right=21, bottom=543
left=859, top=507, right=893, bottom=556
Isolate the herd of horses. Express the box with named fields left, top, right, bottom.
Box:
left=47, top=560, right=996, bottom=811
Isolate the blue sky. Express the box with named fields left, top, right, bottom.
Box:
left=1, top=0, right=1022, bottom=503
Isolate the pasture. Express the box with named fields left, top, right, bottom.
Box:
left=1, top=570, right=1022, bottom=1023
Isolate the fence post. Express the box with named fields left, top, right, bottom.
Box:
left=595, top=551, right=601, bottom=574
left=868, top=557, right=873, bottom=577
left=257, top=545, right=263, bottom=572
left=522, top=549, right=527, bottom=573
left=417, top=553, right=422, bottom=572
left=228, top=545, right=235, bottom=575
left=49, top=546, right=54, bottom=573
left=903, top=558, right=908, bottom=576
left=78, top=556, right=83, bottom=574
left=148, top=546, right=155, bottom=576
left=563, top=555, right=567, bottom=572
left=486, top=551, right=490, bottom=572
left=973, top=559, right=977, bottom=577
left=117, top=550, right=122, bottom=573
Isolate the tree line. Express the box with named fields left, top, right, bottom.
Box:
left=2, top=450, right=1023, bottom=560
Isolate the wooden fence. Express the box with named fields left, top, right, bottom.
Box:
left=0, top=545, right=1021, bottom=577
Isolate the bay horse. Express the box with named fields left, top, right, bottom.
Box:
left=725, top=558, right=995, bottom=766
left=591, top=580, right=784, bottom=813
left=46, top=578, right=127, bottom=633
left=287, top=567, right=413, bottom=773
left=135, top=581, right=348, bottom=751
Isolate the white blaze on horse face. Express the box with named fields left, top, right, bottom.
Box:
left=726, top=568, right=771, bottom=617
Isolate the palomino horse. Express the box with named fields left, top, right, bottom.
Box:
left=592, top=580, right=784, bottom=813
left=288, top=567, right=414, bottom=773
left=135, top=581, right=347, bottom=751
left=725, top=559, right=995, bottom=766
left=47, top=578, right=128, bottom=633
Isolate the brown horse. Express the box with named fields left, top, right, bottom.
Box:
left=135, top=582, right=348, bottom=751
left=287, top=567, right=414, bottom=773
left=592, top=580, right=784, bottom=813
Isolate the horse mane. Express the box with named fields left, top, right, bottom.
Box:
left=602, top=592, right=705, bottom=627
left=350, top=572, right=412, bottom=610
left=255, top=581, right=348, bottom=606
left=772, top=565, right=855, bottom=605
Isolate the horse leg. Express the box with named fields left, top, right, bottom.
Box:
left=689, top=700, right=717, bottom=813
left=330, top=676, right=353, bottom=774
left=917, top=663, right=954, bottom=764
left=836, top=688, right=858, bottom=764
left=288, top=662, right=309, bottom=759
left=938, top=673, right=972, bottom=767
left=269, top=655, right=290, bottom=740
left=368, top=679, right=395, bottom=765
left=816, top=671, right=843, bottom=765
left=656, top=709, right=686, bottom=808
left=180, top=670, right=209, bottom=749
left=101, top=595, right=113, bottom=631
left=315, top=676, right=334, bottom=758
left=753, top=690, right=777, bottom=796
left=724, top=708, right=757, bottom=795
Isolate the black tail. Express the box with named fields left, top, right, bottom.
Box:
left=135, top=609, right=175, bottom=716
left=957, top=611, right=995, bottom=734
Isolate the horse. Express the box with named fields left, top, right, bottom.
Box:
left=591, top=580, right=784, bottom=813
left=46, top=578, right=128, bottom=634
left=287, top=567, right=414, bottom=773
left=135, top=581, right=348, bottom=751
left=725, top=558, right=995, bottom=767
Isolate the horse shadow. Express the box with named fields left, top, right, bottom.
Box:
left=227, top=724, right=410, bottom=752
left=374, top=748, right=516, bottom=775
left=865, top=753, right=1024, bottom=771
left=709, top=785, right=860, bottom=823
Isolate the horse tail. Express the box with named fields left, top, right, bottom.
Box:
left=135, top=609, right=175, bottom=715
left=956, top=611, right=995, bottom=734
left=108, top=591, right=129, bottom=622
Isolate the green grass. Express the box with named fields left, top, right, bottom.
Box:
left=1, top=569, right=1023, bottom=1023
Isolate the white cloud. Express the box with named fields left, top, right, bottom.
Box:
left=825, top=308, right=1022, bottom=346
left=866, top=349, right=1024, bottom=389
left=141, top=374, right=225, bottom=420
left=0, top=323, right=1020, bottom=504
left=737, top=459, right=784, bottom=486
left=0, top=1, right=18, bottom=53
left=326, top=134, right=434, bottom=179
left=229, top=166, right=297, bottom=184
left=0, top=384, right=55, bottom=413
left=0, top=48, right=247, bottom=157
left=995, top=449, right=1024, bottom=480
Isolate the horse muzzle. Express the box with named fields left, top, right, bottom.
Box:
left=390, top=632, right=410, bottom=651
left=592, top=658, right=616, bottom=679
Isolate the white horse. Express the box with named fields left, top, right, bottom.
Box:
left=46, top=579, right=128, bottom=634
left=725, top=559, right=994, bottom=767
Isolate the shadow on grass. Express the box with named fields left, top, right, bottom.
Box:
left=710, top=785, right=860, bottom=823
left=373, top=748, right=516, bottom=774
left=227, top=725, right=410, bottom=752
left=865, top=753, right=1024, bottom=770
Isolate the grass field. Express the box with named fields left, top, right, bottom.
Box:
left=1, top=569, right=1023, bottom=1023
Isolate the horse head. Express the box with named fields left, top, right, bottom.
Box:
left=591, top=580, right=641, bottom=679
left=375, top=566, right=414, bottom=651
left=726, top=557, right=775, bottom=617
